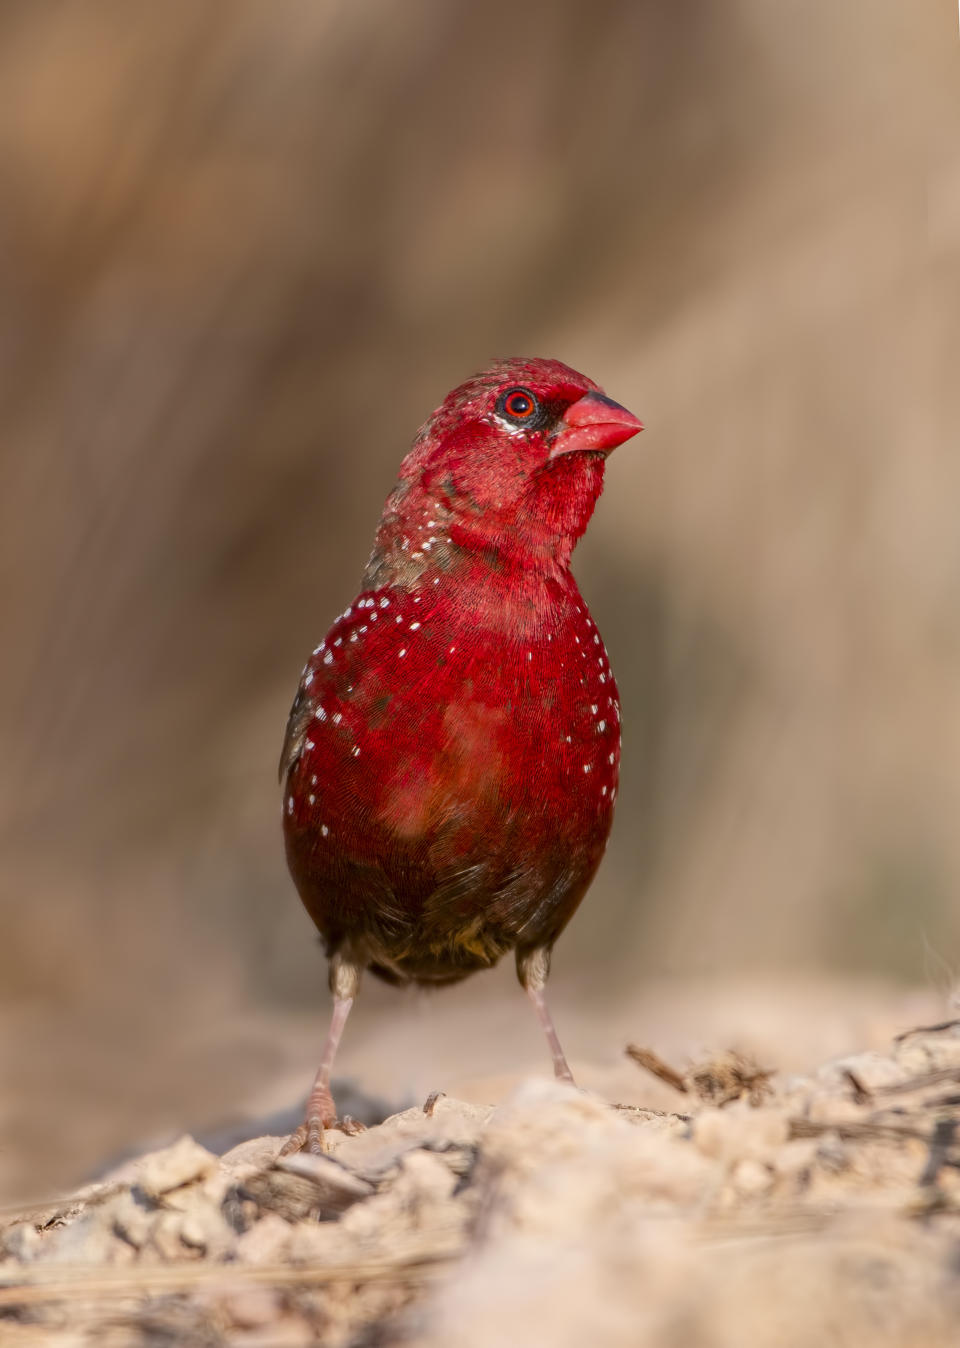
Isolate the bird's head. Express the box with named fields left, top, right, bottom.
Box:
left=375, top=358, right=642, bottom=576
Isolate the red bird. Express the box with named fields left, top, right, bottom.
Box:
left=280, top=357, right=642, bottom=1152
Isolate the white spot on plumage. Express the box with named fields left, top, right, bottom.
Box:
left=323, top=651, right=333, bottom=665
left=314, top=706, right=327, bottom=721
left=321, top=824, right=329, bottom=837
left=334, top=637, right=343, bottom=647
left=332, top=712, right=342, bottom=724
left=398, top=648, right=407, bottom=658
left=287, top=796, right=293, bottom=815
left=590, top=704, right=598, bottom=714
left=304, top=673, right=314, bottom=687
left=308, top=794, right=315, bottom=805
left=598, top=720, right=606, bottom=731
left=583, top=764, right=592, bottom=773
left=352, top=746, right=361, bottom=757
left=608, top=752, right=616, bottom=765
left=311, top=774, right=317, bottom=786
left=305, top=739, right=314, bottom=750
left=381, top=597, right=390, bottom=608
left=409, top=621, right=421, bottom=631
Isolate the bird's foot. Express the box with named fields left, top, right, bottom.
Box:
left=279, top=1112, right=366, bottom=1157
left=422, top=1090, right=446, bottom=1116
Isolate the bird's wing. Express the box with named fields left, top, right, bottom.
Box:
left=279, top=684, right=317, bottom=783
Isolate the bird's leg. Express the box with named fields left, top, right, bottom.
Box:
left=527, top=982, right=575, bottom=1083
left=517, top=946, right=575, bottom=1084
left=281, top=953, right=362, bottom=1156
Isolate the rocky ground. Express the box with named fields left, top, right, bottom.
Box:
left=4, top=1013, right=960, bottom=1346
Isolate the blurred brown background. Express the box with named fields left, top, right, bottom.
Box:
left=2, top=0, right=959, bottom=1200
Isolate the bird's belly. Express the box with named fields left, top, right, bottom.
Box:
left=283, top=595, right=620, bottom=978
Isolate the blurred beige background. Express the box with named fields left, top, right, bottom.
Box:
left=2, top=0, right=959, bottom=1199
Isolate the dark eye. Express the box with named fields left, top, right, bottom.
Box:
left=497, top=386, right=540, bottom=425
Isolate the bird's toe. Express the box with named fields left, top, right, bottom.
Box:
left=279, top=1111, right=365, bottom=1156
left=422, top=1090, right=446, bottom=1116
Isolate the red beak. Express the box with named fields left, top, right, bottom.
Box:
left=549, top=391, right=643, bottom=458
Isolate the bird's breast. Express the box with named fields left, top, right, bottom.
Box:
left=284, top=578, right=620, bottom=859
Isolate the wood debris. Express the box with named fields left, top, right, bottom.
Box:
left=626, top=1043, right=775, bottom=1105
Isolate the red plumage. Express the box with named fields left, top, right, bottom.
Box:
left=280, top=356, right=642, bottom=1152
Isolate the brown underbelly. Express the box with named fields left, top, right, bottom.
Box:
left=286, top=808, right=607, bottom=983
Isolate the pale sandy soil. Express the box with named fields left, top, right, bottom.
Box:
left=3, top=978, right=960, bottom=1346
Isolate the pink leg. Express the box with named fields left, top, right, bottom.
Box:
left=526, top=980, right=575, bottom=1084
left=281, top=993, right=354, bottom=1156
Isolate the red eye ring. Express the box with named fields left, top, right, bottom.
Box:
left=505, top=391, right=533, bottom=418
left=498, top=387, right=539, bottom=423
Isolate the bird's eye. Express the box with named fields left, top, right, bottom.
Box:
left=497, top=387, right=540, bottom=424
